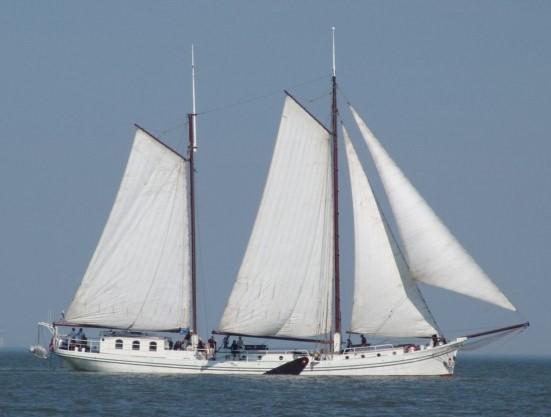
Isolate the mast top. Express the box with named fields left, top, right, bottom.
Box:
left=191, top=44, right=197, bottom=151
left=331, top=27, right=336, bottom=77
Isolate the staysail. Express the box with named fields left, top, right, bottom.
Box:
left=350, top=106, right=516, bottom=311
left=218, top=95, right=334, bottom=339
left=343, top=127, right=439, bottom=337
left=65, top=128, right=192, bottom=331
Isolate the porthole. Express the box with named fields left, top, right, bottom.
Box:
left=345, top=356, right=349, bottom=360
left=361, top=354, right=365, bottom=359
left=149, top=341, right=157, bottom=352
left=392, top=351, right=396, bottom=355
left=115, top=339, right=123, bottom=349
left=377, top=353, right=381, bottom=357
left=132, top=340, right=140, bottom=351
left=279, top=356, right=284, bottom=360
left=258, top=355, right=262, bottom=360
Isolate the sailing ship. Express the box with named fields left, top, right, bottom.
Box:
left=35, top=33, right=528, bottom=375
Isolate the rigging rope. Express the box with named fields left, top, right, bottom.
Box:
left=198, top=74, right=328, bottom=116
left=157, top=74, right=328, bottom=136
left=461, top=326, right=527, bottom=351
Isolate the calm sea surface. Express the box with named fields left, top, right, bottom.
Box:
left=0, top=351, right=549, bottom=417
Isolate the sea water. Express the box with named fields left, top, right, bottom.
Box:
left=0, top=351, right=549, bottom=417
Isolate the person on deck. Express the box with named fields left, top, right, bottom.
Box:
left=222, top=335, right=230, bottom=350
left=360, top=334, right=368, bottom=346
left=230, top=340, right=239, bottom=360
left=237, top=336, right=244, bottom=350
left=75, top=327, right=84, bottom=349
left=67, top=328, right=77, bottom=350
left=181, top=331, right=191, bottom=349
left=207, top=336, right=217, bottom=359
left=75, top=328, right=84, bottom=349
left=346, top=336, right=352, bottom=349
left=81, top=331, right=89, bottom=352
left=208, top=336, right=216, bottom=351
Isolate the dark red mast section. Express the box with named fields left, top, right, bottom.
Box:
left=188, top=113, right=198, bottom=335
left=331, top=71, right=341, bottom=342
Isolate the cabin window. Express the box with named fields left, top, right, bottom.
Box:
left=115, top=339, right=123, bottom=349
left=149, top=341, right=157, bottom=352
left=132, top=340, right=140, bottom=351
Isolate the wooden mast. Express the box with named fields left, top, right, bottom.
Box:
left=188, top=114, right=197, bottom=335
left=331, top=27, right=342, bottom=350
left=188, top=45, right=198, bottom=336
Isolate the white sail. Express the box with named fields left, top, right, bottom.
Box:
left=218, top=95, right=334, bottom=339
left=344, top=127, right=439, bottom=337
left=350, top=106, right=516, bottom=311
left=65, top=128, right=192, bottom=330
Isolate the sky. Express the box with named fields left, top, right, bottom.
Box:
left=1, top=1, right=549, bottom=355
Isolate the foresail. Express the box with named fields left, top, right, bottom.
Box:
left=344, top=127, right=439, bottom=337
left=350, top=106, right=516, bottom=311
left=65, top=128, right=192, bottom=330
left=218, top=96, right=334, bottom=339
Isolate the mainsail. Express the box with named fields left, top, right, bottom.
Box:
left=343, top=127, right=439, bottom=337
left=350, top=106, right=516, bottom=311
left=218, top=95, right=334, bottom=339
left=65, top=128, right=192, bottom=331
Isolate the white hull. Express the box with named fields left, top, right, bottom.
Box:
left=55, top=339, right=463, bottom=376
left=303, top=342, right=460, bottom=376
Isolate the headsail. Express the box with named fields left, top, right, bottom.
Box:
left=218, top=95, right=334, bottom=339
left=343, top=127, right=439, bottom=337
left=350, top=106, right=516, bottom=311
left=65, top=128, right=192, bottom=331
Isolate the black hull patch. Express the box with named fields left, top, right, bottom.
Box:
left=265, top=356, right=309, bottom=375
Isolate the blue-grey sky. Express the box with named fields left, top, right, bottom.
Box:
left=1, top=1, right=549, bottom=355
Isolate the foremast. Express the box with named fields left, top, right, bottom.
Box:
left=331, top=27, right=342, bottom=353
left=188, top=45, right=198, bottom=347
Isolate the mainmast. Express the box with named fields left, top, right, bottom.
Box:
left=188, top=45, right=198, bottom=340
left=331, top=27, right=342, bottom=352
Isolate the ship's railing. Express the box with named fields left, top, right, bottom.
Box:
left=217, top=347, right=309, bottom=355
left=54, top=335, right=100, bottom=353
left=342, top=344, right=394, bottom=354
left=53, top=334, right=312, bottom=362
left=216, top=348, right=309, bottom=362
